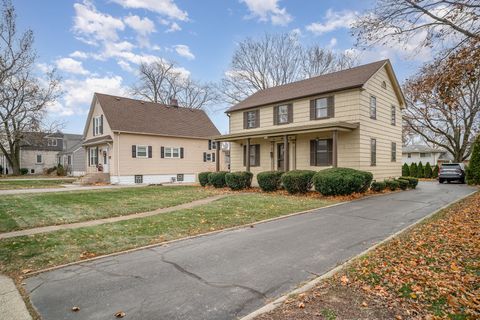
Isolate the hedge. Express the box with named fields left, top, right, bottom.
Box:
left=198, top=172, right=211, bottom=187
left=20, top=168, right=28, bottom=175
left=424, top=162, right=433, bottom=178
left=313, top=168, right=373, bottom=196
left=257, top=171, right=284, bottom=192
left=397, top=178, right=409, bottom=190
left=385, top=179, right=400, bottom=191
left=410, top=163, right=418, bottom=178
left=400, top=176, right=419, bottom=189
left=432, top=165, right=439, bottom=178
left=466, top=135, right=480, bottom=185
left=208, top=171, right=228, bottom=188
left=225, top=171, right=252, bottom=190
left=370, top=181, right=386, bottom=192
left=281, top=170, right=316, bottom=194
left=402, top=163, right=410, bottom=177
left=417, top=162, right=425, bottom=178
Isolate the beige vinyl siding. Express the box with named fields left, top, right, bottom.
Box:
left=228, top=89, right=361, bottom=134
left=358, top=66, right=402, bottom=179
left=84, top=100, right=113, bottom=140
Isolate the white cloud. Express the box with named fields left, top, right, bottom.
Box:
left=327, top=37, right=337, bottom=48
left=37, top=63, right=51, bottom=73
left=56, top=57, right=90, bottom=75
left=306, top=9, right=357, bottom=35
left=69, top=51, right=88, bottom=59
left=167, top=21, right=181, bottom=33
left=111, top=0, right=188, bottom=21
left=73, top=0, right=125, bottom=43
left=124, top=15, right=156, bottom=36
left=240, top=0, right=292, bottom=26
left=174, top=44, right=195, bottom=60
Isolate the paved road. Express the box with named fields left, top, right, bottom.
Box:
left=25, top=182, right=475, bottom=320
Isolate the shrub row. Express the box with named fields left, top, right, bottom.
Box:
left=313, top=168, right=373, bottom=196
left=370, top=176, right=418, bottom=192
left=198, top=171, right=252, bottom=190
left=257, top=171, right=284, bottom=192
left=403, top=162, right=438, bottom=179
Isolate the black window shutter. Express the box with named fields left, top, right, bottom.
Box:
left=203, top=152, right=206, bottom=162
left=255, top=145, right=260, bottom=166
left=100, top=115, right=104, bottom=134
left=95, top=147, right=99, bottom=165
left=243, top=145, right=246, bottom=166
left=327, top=96, right=335, bottom=118
left=243, top=112, right=247, bottom=129
left=273, top=106, right=278, bottom=125
left=255, top=110, right=260, bottom=128
left=92, top=118, right=95, bottom=136
left=288, top=104, right=293, bottom=123
left=327, top=139, right=333, bottom=165
left=208, top=140, right=212, bottom=150
left=310, top=140, right=316, bottom=166
left=148, top=146, right=152, bottom=158
left=132, top=145, right=136, bottom=158
left=180, top=147, right=184, bottom=159
left=160, top=146, right=165, bottom=158
left=212, top=152, right=215, bottom=162
left=310, top=100, right=315, bottom=120
left=88, top=148, right=91, bottom=166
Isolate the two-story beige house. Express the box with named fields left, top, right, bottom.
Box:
left=213, top=60, right=405, bottom=183
left=83, top=93, right=222, bottom=184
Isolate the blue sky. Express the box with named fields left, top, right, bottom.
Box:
left=13, top=0, right=433, bottom=134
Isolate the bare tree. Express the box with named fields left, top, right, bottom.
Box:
left=221, top=33, right=357, bottom=104
left=131, top=59, right=218, bottom=110
left=0, top=0, right=60, bottom=175
left=403, top=43, right=480, bottom=161
left=353, top=0, right=480, bottom=53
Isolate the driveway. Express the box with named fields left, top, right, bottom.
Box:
left=25, top=182, right=475, bottom=320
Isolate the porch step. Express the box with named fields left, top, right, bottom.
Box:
left=78, top=173, right=110, bottom=185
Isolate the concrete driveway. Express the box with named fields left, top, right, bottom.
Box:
left=25, top=182, right=475, bottom=320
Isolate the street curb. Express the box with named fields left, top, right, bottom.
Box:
left=238, top=189, right=478, bottom=320
left=0, top=275, right=32, bottom=320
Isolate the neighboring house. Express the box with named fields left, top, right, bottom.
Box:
left=58, top=134, right=86, bottom=176
left=402, top=145, right=444, bottom=165
left=82, top=93, right=222, bottom=184
left=213, top=60, right=405, bottom=183
left=0, top=132, right=84, bottom=175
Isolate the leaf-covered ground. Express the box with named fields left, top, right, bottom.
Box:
left=257, top=191, right=480, bottom=320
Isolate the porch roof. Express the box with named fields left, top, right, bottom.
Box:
left=213, top=121, right=359, bottom=141
left=82, top=135, right=113, bottom=147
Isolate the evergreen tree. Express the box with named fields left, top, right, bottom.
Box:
left=466, top=135, right=480, bottom=185
left=432, top=164, right=439, bottom=178
left=417, top=161, right=425, bottom=178
left=402, top=163, right=410, bottom=176
left=410, top=163, right=418, bottom=177
left=424, top=162, right=433, bottom=178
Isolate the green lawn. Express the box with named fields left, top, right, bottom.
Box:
left=0, top=179, right=75, bottom=190
left=0, top=186, right=219, bottom=233
left=0, top=193, right=336, bottom=276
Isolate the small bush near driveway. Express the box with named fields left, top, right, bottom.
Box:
left=370, top=181, right=386, bottom=192
left=225, top=171, right=251, bottom=190
left=313, top=168, right=373, bottom=196
left=281, top=170, right=316, bottom=194
left=385, top=179, right=400, bottom=191
left=400, top=176, right=419, bottom=189
left=396, top=178, right=409, bottom=190
left=208, top=171, right=228, bottom=188
left=257, top=171, right=284, bottom=192
left=198, top=172, right=211, bottom=187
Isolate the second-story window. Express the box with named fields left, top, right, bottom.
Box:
left=391, top=105, right=396, bottom=125
left=47, top=139, right=57, bottom=146
left=277, top=105, right=288, bottom=124
left=310, top=96, right=334, bottom=120
left=244, top=110, right=259, bottom=129
left=370, top=96, right=377, bottom=119
left=93, top=115, right=103, bottom=136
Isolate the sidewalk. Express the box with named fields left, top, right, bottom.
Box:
left=0, top=194, right=230, bottom=239
left=0, top=275, right=31, bottom=320
left=0, top=183, right=146, bottom=196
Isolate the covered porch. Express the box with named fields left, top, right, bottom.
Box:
left=213, top=122, right=359, bottom=174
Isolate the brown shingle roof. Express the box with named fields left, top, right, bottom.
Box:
left=94, top=93, right=220, bottom=138
left=226, top=60, right=389, bottom=113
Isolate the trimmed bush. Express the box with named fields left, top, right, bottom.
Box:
left=424, top=162, right=432, bottom=178
left=46, top=166, right=57, bottom=174
left=402, top=163, right=410, bottom=177
left=466, top=135, right=480, bottom=185
left=432, top=165, right=439, bottom=178
left=281, top=170, right=316, bottom=194
left=208, top=171, right=228, bottom=188
left=225, top=171, right=251, bottom=190
left=313, top=168, right=373, bottom=196
left=257, top=171, right=284, bottom=192
left=409, top=163, right=418, bottom=178
left=243, top=171, right=253, bottom=188
left=370, top=181, right=386, bottom=192
left=397, top=178, right=409, bottom=190
left=198, top=172, right=211, bottom=187
left=417, top=161, right=425, bottom=178
left=400, top=176, right=419, bottom=189
left=20, top=168, right=28, bottom=175
left=385, top=179, right=400, bottom=191
left=56, top=164, right=66, bottom=176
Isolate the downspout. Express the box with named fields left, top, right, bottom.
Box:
left=117, top=132, right=120, bottom=184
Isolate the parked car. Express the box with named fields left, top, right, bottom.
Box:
left=438, top=163, right=466, bottom=184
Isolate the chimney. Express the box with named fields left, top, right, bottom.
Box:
left=169, top=97, right=179, bottom=108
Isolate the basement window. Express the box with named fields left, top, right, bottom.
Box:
left=134, top=175, right=143, bottom=184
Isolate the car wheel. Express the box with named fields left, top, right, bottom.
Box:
left=439, top=178, right=443, bottom=184
left=461, top=178, right=466, bottom=184
left=446, top=180, right=450, bottom=184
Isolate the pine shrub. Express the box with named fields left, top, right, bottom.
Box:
left=410, top=163, right=418, bottom=177
left=417, top=161, right=425, bottom=178
left=432, top=165, right=439, bottom=178
left=466, top=135, right=480, bottom=185
left=424, top=162, right=433, bottom=178
left=402, top=163, right=410, bottom=176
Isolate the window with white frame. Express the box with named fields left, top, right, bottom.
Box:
left=420, top=152, right=431, bottom=158
left=315, top=97, right=328, bottom=118
left=246, top=111, right=256, bottom=128
left=370, top=96, right=377, bottom=119
left=164, top=147, right=180, bottom=159
left=371, top=138, right=376, bottom=166
left=89, top=147, right=98, bottom=166
left=391, top=142, right=397, bottom=162
left=391, top=106, right=396, bottom=125
left=136, top=145, right=148, bottom=158
left=67, top=155, right=72, bottom=165
left=277, top=105, right=289, bottom=124
left=36, top=154, right=42, bottom=164
left=47, top=139, right=57, bottom=146
left=93, top=116, right=102, bottom=136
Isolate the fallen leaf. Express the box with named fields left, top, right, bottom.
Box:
left=71, top=306, right=80, bottom=312
left=114, top=311, right=126, bottom=318
left=340, top=275, right=349, bottom=285
left=21, top=269, right=32, bottom=274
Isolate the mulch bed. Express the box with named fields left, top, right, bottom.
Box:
left=256, top=191, right=480, bottom=320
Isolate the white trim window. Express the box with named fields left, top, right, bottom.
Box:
left=164, top=147, right=180, bottom=159
left=93, top=116, right=102, bottom=136
left=277, top=105, right=289, bottom=124
left=89, top=147, right=98, bottom=166
left=36, top=154, right=43, bottom=164
left=136, top=145, right=148, bottom=158
left=47, top=139, right=57, bottom=146
left=370, top=96, right=377, bottom=119
left=246, top=111, right=256, bottom=128
left=391, top=105, right=396, bottom=125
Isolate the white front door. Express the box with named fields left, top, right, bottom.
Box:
left=103, top=147, right=109, bottom=173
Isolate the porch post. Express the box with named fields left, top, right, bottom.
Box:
left=215, top=141, right=220, bottom=172
left=332, top=130, right=338, bottom=168
left=284, top=135, right=289, bottom=172
left=246, top=138, right=251, bottom=172
left=270, top=141, right=275, bottom=171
